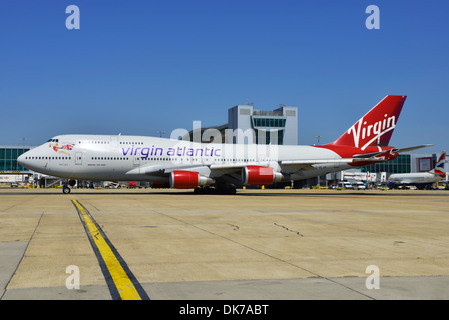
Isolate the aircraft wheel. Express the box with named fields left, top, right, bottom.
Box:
left=216, top=185, right=236, bottom=195
left=62, top=186, right=71, bottom=194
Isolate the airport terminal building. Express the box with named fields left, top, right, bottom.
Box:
left=0, top=146, right=33, bottom=185
left=227, top=104, right=298, bottom=145
left=0, top=146, right=32, bottom=173
left=185, top=103, right=298, bottom=145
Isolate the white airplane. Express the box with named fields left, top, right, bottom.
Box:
left=18, top=95, right=432, bottom=194
left=387, top=152, right=446, bottom=189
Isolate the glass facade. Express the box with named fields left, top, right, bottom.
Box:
left=360, top=154, right=411, bottom=174
left=252, top=116, right=287, bottom=145
left=254, top=129, right=284, bottom=145
left=253, top=118, right=286, bottom=128
left=0, top=147, right=31, bottom=172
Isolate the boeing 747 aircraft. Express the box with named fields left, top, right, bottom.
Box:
left=18, top=95, right=432, bottom=194
left=387, top=152, right=446, bottom=189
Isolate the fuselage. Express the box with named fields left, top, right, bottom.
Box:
left=388, top=172, right=442, bottom=186
left=18, top=134, right=355, bottom=184
left=17, top=95, right=423, bottom=193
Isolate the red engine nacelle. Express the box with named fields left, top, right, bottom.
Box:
left=242, top=166, right=283, bottom=186
left=169, top=170, right=214, bottom=189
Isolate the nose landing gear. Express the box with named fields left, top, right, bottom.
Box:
left=62, top=179, right=76, bottom=194
left=62, top=186, right=71, bottom=194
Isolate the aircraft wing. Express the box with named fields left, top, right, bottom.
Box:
left=125, top=163, right=207, bottom=176
left=125, top=144, right=435, bottom=177
left=280, top=158, right=371, bottom=165
left=126, top=156, right=387, bottom=177
left=125, top=162, right=245, bottom=186
left=126, top=162, right=249, bottom=178
left=210, top=158, right=379, bottom=173
left=279, top=158, right=385, bottom=172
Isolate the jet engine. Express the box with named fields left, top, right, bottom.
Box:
left=242, top=165, right=283, bottom=186
left=169, top=170, right=215, bottom=189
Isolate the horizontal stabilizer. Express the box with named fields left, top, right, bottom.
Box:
left=354, top=144, right=434, bottom=159
left=394, top=144, right=434, bottom=153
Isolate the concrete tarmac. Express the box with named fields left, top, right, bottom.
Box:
left=1, top=188, right=448, bottom=300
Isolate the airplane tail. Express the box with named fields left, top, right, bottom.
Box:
left=430, top=152, right=446, bottom=177
left=331, top=95, right=407, bottom=150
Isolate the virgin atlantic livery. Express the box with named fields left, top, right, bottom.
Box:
left=18, top=95, right=432, bottom=194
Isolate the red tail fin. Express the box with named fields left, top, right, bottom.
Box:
left=331, top=95, right=406, bottom=150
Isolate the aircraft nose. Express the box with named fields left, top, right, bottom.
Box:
left=18, top=152, right=28, bottom=168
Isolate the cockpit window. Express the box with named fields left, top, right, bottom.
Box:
left=46, top=138, right=59, bottom=142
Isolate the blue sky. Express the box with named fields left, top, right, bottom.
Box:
left=1, top=1, right=448, bottom=154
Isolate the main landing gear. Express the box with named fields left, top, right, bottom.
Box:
left=194, top=184, right=237, bottom=195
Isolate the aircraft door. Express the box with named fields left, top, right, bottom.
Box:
left=110, top=135, right=118, bottom=147
left=75, top=152, right=82, bottom=165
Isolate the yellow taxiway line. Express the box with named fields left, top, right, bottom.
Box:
left=72, top=200, right=149, bottom=300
